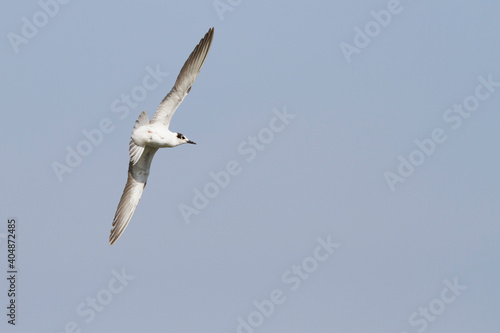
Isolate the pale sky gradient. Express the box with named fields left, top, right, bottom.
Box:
left=1, top=1, right=499, bottom=332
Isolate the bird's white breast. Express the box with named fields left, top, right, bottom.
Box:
left=131, top=124, right=177, bottom=148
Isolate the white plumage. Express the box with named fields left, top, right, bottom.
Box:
left=109, top=28, right=214, bottom=245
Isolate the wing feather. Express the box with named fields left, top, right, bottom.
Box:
left=109, top=147, right=158, bottom=245
left=150, top=27, right=214, bottom=127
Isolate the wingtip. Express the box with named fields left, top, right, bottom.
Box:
left=109, top=233, right=116, bottom=245
left=205, top=27, right=214, bottom=41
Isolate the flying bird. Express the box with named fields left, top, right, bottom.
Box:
left=109, top=28, right=214, bottom=245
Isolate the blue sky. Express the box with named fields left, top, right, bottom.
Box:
left=1, top=0, right=499, bottom=332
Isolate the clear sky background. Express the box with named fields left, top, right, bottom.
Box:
left=1, top=0, right=499, bottom=332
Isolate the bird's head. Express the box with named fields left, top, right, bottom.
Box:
left=176, top=132, right=196, bottom=146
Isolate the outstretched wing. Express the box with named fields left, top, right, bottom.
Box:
left=109, top=147, right=158, bottom=245
left=150, top=27, right=214, bottom=128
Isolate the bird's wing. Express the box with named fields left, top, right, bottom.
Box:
left=150, top=27, right=214, bottom=128
left=109, top=147, right=158, bottom=245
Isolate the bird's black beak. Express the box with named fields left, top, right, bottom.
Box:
left=187, top=140, right=196, bottom=145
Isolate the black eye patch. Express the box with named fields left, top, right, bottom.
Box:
left=177, top=133, right=183, bottom=139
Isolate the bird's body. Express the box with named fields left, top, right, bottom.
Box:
left=131, top=122, right=179, bottom=148
left=109, top=27, right=214, bottom=245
